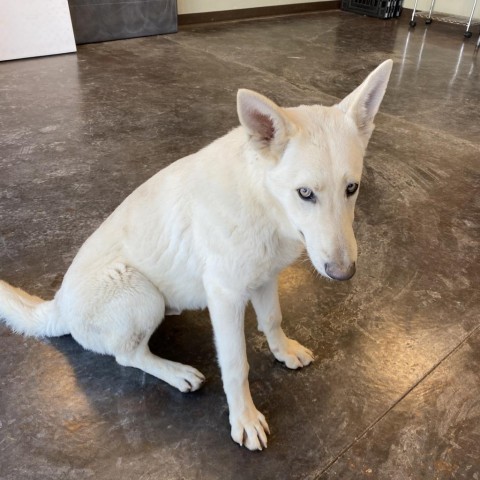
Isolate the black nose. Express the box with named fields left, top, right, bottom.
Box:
left=325, top=262, right=356, bottom=281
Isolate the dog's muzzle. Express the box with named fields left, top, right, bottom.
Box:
left=325, top=262, right=356, bottom=281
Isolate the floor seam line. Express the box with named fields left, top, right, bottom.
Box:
left=314, top=323, right=480, bottom=478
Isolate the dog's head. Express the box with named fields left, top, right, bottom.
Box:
left=237, top=60, right=393, bottom=281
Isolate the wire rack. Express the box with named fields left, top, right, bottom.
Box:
left=415, top=11, right=480, bottom=26
left=409, top=0, right=479, bottom=38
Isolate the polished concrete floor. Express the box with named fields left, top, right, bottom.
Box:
left=1, top=9, right=479, bottom=480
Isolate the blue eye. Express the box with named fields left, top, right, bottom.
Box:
left=297, top=187, right=316, bottom=203
left=346, top=183, right=359, bottom=197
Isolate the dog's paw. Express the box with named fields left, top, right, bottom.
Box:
left=230, top=408, right=270, bottom=451
left=274, top=338, right=314, bottom=369
left=171, top=365, right=206, bottom=393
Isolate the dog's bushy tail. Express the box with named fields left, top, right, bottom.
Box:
left=0, top=280, right=67, bottom=337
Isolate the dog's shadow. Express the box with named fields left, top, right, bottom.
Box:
left=46, top=310, right=229, bottom=451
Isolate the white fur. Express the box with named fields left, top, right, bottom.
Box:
left=0, top=60, right=393, bottom=451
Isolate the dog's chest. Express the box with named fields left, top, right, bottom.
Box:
left=239, top=231, right=303, bottom=290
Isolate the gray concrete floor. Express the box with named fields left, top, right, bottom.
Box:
left=1, top=9, right=479, bottom=480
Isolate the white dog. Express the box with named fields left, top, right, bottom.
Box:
left=0, top=60, right=392, bottom=450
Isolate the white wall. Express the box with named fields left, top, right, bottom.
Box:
left=0, top=0, right=76, bottom=62
left=178, top=0, right=332, bottom=15
left=403, top=0, right=480, bottom=19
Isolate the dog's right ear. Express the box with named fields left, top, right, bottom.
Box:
left=237, top=89, right=294, bottom=158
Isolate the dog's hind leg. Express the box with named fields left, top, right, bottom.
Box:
left=251, top=276, right=314, bottom=369
left=116, top=344, right=205, bottom=393
left=67, top=264, right=205, bottom=392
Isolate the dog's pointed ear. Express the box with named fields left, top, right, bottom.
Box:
left=337, top=59, right=393, bottom=145
left=237, top=89, right=294, bottom=157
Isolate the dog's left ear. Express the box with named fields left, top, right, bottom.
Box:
left=237, top=89, right=294, bottom=158
left=337, top=59, right=393, bottom=146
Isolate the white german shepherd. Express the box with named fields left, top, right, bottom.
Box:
left=0, top=60, right=392, bottom=450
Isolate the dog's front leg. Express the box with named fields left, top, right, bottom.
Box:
left=205, top=280, right=269, bottom=451
left=251, top=276, right=314, bottom=369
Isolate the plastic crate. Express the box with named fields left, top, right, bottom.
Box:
left=341, top=0, right=404, bottom=19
